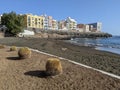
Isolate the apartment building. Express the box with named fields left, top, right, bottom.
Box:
left=43, top=15, right=53, bottom=30
left=52, top=20, right=58, bottom=30
left=23, top=13, right=102, bottom=32
left=66, top=17, right=77, bottom=30
left=43, top=15, right=48, bottom=30
left=88, top=22, right=102, bottom=32
left=24, top=14, right=44, bottom=29
left=77, top=24, right=90, bottom=32
left=58, top=20, right=67, bottom=30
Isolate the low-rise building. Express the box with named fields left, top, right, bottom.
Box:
left=88, top=22, right=102, bottom=32
left=77, top=24, right=90, bottom=32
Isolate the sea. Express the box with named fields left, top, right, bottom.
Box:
left=69, top=36, right=120, bottom=55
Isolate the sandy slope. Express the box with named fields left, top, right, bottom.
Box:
left=0, top=47, right=120, bottom=90
left=0, top=37, right=120, bottom=76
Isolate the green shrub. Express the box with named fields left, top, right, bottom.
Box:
left=18, top=47, right=31, bottom=59
left=46, top=58, right=62, bottom=76
left=10, top=46, right=17, bottom=51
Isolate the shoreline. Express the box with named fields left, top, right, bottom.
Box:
left=66, top=39, right=120, bottom=55
left=66, top=35, right=120, bottom=55
left=0, top=37, right=120, bottom=76
left=95, top=46, right=120, bottom=55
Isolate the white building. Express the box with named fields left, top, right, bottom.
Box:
left=43, top=15, right=53, bottom=30
left=88, top=22, right=102, bottom=32
left=66, top=17, right=77, bottom=30
left=43, top=15, right=49, bottom=30
left=84, top=25, right=89, bottom=32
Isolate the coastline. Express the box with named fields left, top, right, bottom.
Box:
left=0, top=37, right=120, bottom=76
left=67, top=38, right=120, bottom=55
left=95, top=47, right=120, bottom=55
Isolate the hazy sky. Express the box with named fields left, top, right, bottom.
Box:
left=0, top=0, right=120, bottom=35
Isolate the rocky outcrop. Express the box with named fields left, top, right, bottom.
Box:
left=35, top=30, right=112, bottom=40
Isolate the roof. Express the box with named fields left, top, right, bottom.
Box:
left=67, top=17, right=77, bottom=22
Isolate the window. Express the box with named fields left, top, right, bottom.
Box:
left=28, top=24, right=31, bottom=26
left=28, top=16, right=31, bottom=22
left=35, top=18, right=37, bottom=25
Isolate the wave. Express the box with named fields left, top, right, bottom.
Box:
left=68, top=36, right=120, bottom=54
left=70, top=36, right=120, bottom=49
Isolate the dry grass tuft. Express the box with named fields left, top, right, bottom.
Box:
left=46, top=58, right=62, bottom=76
left=18, top=47, right=31, bottom=59
left=10, top=46, right=17, bottom=51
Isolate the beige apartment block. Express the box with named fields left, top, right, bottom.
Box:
left=24, top=14, right=44, bottom=29
left=52, top=20, right=58, bottom=30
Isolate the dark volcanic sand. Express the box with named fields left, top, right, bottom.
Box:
left=0, top=37, right=120, bottom=76
left=0, top=47, right=120, bottom=90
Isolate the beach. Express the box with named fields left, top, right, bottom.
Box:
left=0, top=37, right=120, bottom=76
left=0, top=47, right=120, bottom=90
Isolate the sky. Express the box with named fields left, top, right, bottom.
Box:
left=0, top=0, right=120, bottom=35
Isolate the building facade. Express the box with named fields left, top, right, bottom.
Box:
left=43, top=15, right=48, bottom=30
left=43, top=15, right=53, bottom=30
left=58, top=20, right=67, bottom=30
left=88, top=22, right=102, bottom=32
left=66, top=17, right=77, bottom=30
left=77, top=24, right=90, bottom=32
left=22, top=13, right=102, bottom=32
left=52, top=20, right=58, bottom=30
left=24, top=14, right=44, bottom=29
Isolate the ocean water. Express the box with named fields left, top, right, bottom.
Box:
left=69, top=36, right=120, bottom=55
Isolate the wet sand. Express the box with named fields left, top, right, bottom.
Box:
left=0, top=47, right=120, bottom=90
